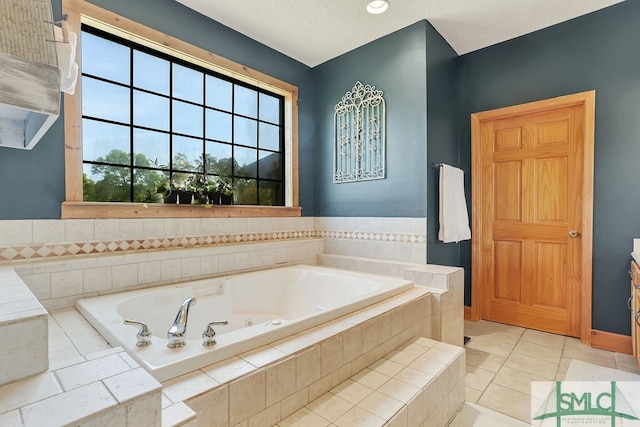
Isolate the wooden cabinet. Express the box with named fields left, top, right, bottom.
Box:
left=631, top=261, right=640, bottom=363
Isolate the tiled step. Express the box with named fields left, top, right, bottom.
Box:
left=277, top=337, right=465, bottom=427
left=161, top=402, right=196, bottom=427
left=0, top=266, right=49, bottom=386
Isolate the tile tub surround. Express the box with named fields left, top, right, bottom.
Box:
left=0, top=215, right=445, bottom=425
left=0, top=284, right=436, bottom=427
left=0, top=266, right=48, bottom=386
left=0, top=217, right=316, bottom=262
left=405, top=265, right=465, bottom=347
left=0, top=216, right=425, bottom=264
left=0, top=216, right=427, bottom=312
left=17, top=238, right=323, bottom=312
left=318, top=254, right=464, bottom=347
left=315, top=217, right=427, bottom=264
left=162, top=286, right=432, bottom=426
left=0, top=217, right=320, bottom=312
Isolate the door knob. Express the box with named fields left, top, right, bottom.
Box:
left=569, top=230, right=580, bottom=238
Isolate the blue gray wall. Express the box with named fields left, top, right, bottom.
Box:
left=0, top=0, right=66, bottom=219
left=0, top=0, right=315, bottom=218
left=309, top=20, right=461, bottom=265
left=458, top=1, right=640, bottom=334
left=311, top=22, right=428, bottom=218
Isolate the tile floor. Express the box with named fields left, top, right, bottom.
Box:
left=462, top=319, right=640, bottom=424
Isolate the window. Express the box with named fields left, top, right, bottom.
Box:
left=81, top=26, right=285, bottom=206
left=61, top=0, right=299, bottom=218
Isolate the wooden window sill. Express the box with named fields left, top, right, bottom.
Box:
left=61, top=201, right=302, bottom=219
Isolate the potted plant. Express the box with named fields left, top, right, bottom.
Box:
left=141, top=189, right=164, bottom=203
left=150, top=156, right=233, bottom=205
left=149, top=160, right=178, bottom=204
left=186, top=173, right=211, bottom=205
left=155, top=180, right=176, bottom=204
left=158, top=172, right=191, bottom=204
left=208, top=175, right=233, bottom=205
left=154, top=180, right=174, bottom=203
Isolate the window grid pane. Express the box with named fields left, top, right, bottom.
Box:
left=81, top=25, right=285, bottom=206
left=133, top=51, right=169, bottom=95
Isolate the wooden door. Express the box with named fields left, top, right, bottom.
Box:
left=471, top=92, right=595, bottom=339
left=632, top=261, right=640, bottom=361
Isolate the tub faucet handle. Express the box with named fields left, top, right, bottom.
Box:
left=124, top=319, right=152, bottom=347
left=202, top=320, right=229, bottom=347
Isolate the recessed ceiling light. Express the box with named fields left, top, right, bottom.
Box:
left=367, top=0, right=389, bottom=15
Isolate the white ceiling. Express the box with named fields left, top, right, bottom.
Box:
left=176, top=0, right=624, bottom=68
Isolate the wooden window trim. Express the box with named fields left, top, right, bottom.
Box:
left=61, top=0, right=300, bottom=219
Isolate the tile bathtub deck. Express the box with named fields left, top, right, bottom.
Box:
left=31, top=310, right=640, bottom=426
left=462, top=320, right=640, bottom=423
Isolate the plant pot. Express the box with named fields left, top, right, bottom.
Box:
left=192, top=190, right=209, bottom=205
left=177, top=190, right=194, bottom=204
left=207, top=191, right=233, bottom=205
left=163, top=190, right=177, bottom=204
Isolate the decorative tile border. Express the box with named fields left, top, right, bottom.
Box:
left=0, top=228, right=426, bottom=263
left=0, top=231, right=315, bottom=262
left=317, top=230, right=425, bottom=243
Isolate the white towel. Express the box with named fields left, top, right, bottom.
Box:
left=54, top=23, right=79, bottom=94
left=438, top=164, right=471, bottom=243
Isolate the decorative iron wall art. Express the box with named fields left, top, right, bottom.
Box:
left=333, top=81, right=386, bottom=183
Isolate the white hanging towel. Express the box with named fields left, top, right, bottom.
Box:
left=54, top=22, right=79, bottom=94
left=438, top=164, right=471, bottom=243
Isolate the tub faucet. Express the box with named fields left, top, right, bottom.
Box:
left=167, top=297, right=197, bottom=348
left=202, top=320, right=229, bottom=347
left=123, top=319, right=152, bottom=347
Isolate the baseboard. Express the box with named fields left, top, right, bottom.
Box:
left=590, top=329, right=632, bottom=354
left=462, top=309, right=628, bottom=354
left=464, top=305, right=482, bottom=321
left=464, top=306, right=475, bottom=321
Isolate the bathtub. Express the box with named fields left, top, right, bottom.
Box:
left=76, top=265, right=415, bottom=381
